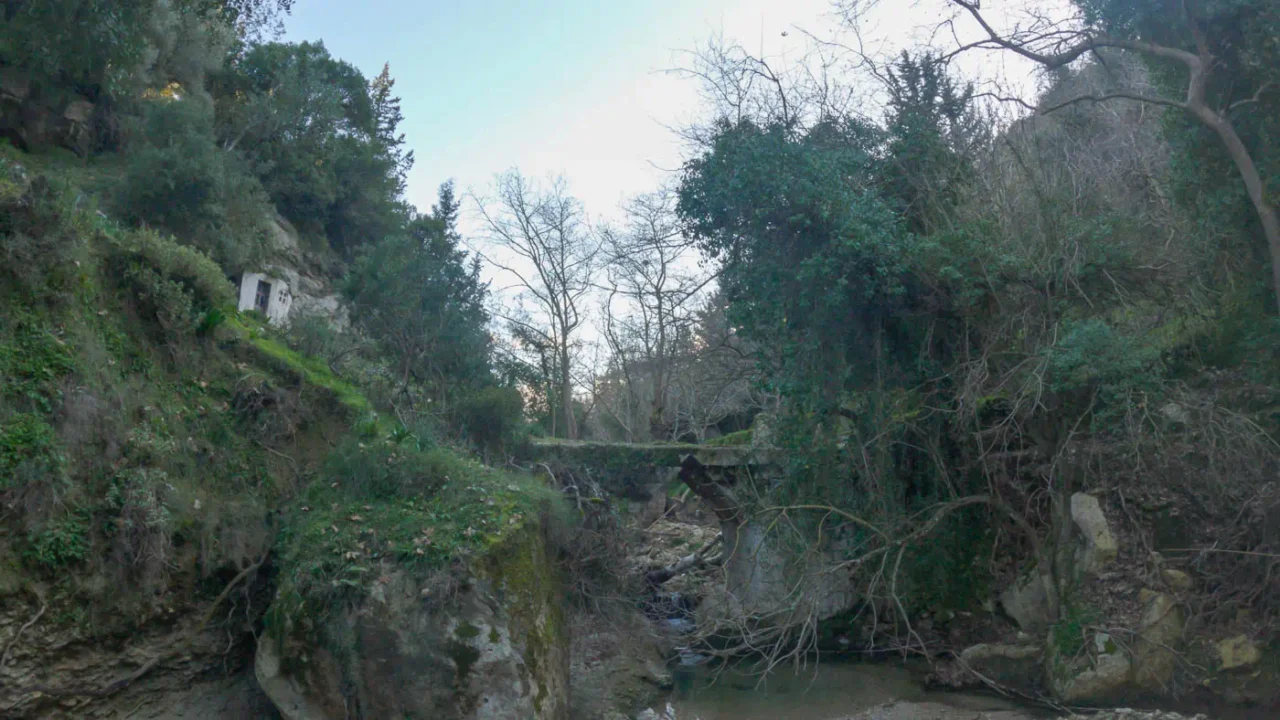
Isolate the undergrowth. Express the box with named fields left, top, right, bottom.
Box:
left=268, top=433, right=563, bottom=629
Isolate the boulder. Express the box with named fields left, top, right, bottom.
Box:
left=569, top=607, right=671, bottom=719
left=1047, top=632, right=1132, bottom=704
left=1000, top=568, right=1055, bottom=633
left=62, top=99, right=94, bottom=124
left=635, top=703, right=677, bottom=720
left=959, top=643, right=1044, bottom=691
left=0, top=67, right=31, bottom=102
left=1071, top=493, right=1118, bottom=579
left=1217, top=634, right=1261, bottom=670
left=1159, top=569, right=1193, bottom=592
left=1208, top=638, right=1277, bottom=706
left=257, top=527, right=568, bottom=719
left=1132, top=590, right=1184, bottom=691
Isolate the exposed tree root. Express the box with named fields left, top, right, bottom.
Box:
left=1, top=590, right=46, bottom=668
left=10, top=553, right=268, bottom=708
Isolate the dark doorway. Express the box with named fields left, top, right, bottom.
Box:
left=255, top=279, right=272, bottom=313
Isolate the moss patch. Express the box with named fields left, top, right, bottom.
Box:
left=481, top=524, right=566, bottom=715
left=704, top=429, right=752, bottom=447
left=268, top=436, right=561, bottom=633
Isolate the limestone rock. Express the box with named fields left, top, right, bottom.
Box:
left=749, top=411, right=776, bottom=449
left=1071, top=493, right=1118, bottom=578
left=1217, top=634, right=1261, bottom=670
left=1160, top=568, right=1193, bottom=592
left=254, top=635, right=335, bottom=720
left=1000, top=569, right=1055, bottom=633
left=1133, top=590, right=1184, bottom=691
left=569, top=606, right=671, bottom=719
left=959, top=643, right=1044, bottom=691
left=1047, top=632, right=1132, bottom=704
left=257, top=527, right=568, bottom=719
left=62, top=99, right=94, bottom=124
left=0, top=66, right=31, bottom=101
left=635, top=703, right=677, bottom=720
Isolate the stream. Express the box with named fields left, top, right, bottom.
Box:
left=658, top=659, right=1273, bottom=720
left=663, top=661, right=1045, bottom=720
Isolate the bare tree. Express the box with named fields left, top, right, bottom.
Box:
left=840, top=0, right=1280, bottom=311
left=476, top=170, right=599, bottom=439
left=671, top=34, right=870, bottom=139
left=599, top=189, right=716, bottom=440
left=668, top=293, right=771, bottom=442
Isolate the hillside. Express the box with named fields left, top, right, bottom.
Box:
left=0, top=148, right=564, bottom=717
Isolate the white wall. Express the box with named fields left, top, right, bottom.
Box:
left=238, top=272, right=293, bottom=326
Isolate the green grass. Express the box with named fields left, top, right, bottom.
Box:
left=1, top=144, right=564, bottom=637
left=704, top=429, right=752, bottom=447
left=0, top=140, right=126, bottom=200
left=269, top=436, right=562, bottom=628
left=225, top=315, right=372, bottom=416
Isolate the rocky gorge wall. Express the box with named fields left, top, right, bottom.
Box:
left=256, top=524, right=569, bottom=720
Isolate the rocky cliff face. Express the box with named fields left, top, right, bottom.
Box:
left=256, top=525, right=569, bottom=720
left=0, top=66, right=102, bottom=157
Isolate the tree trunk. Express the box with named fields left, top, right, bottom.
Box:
left=560, top=342, right=577, bottom=440
left=1193, top=106, right=1280, bottom=311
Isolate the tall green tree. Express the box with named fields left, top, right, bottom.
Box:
left=863, top=0, right=1280, bottom=311
left=343, top=183, right=491, bottom=409
left=214, top=41, right=407, bottom=254
left=0, top=0, right=290, bottom=96
left=880, top=51, right=983, bottom=235
left=370, top=62, right=414, bottom=195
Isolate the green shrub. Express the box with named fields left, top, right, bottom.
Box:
left=109, top=229, right=235, bottom=309
left=323, top=437, right=454, bottom=501
left=0, top=171, right=92, bottom=304
left=453, top=386, right=526, bottom=458
left=123, top=263, right=200, bottom=337
left=0, top=316, right=77, bottom=411
left=195, top=306, right=227, bottom=337
left=116, top=98, right=272, bottom=272
left=1045, top=318, right=1164, bottom=424
left=1050, top=600, right=1102, bottom=658
left=286, top=313, right=359, bottom=369
left=107, top=228, right=236, bottom=341
left=25, top=513, right=88, bottom=569
left=0, top=413, right=64, bottom=489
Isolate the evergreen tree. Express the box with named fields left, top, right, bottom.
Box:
left=881, top=52, right=982, bottom=235
left=431, top=180, right=463, bottom=246
left=370, top=63, right=415, bottom=195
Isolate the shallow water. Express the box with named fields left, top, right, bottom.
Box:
left=665, top=661, right=1032, bottom=720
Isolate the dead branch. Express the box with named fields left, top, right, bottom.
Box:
left=646, top=533, right=723, bottom=586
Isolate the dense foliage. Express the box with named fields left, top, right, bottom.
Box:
left=343, top=192, right=492, bottom=409
left=676, top=11, right=1279, bottom=618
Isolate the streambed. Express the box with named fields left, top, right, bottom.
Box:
left=663, top=661, right=1044, bottom=720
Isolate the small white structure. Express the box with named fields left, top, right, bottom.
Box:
left=237, top=271, right=293, bottom=325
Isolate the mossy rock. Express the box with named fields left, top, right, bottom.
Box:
left=257, top=522, right=570, bottom=719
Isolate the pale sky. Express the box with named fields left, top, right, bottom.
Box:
left=282, top=1, right=1052, bottom=327
left=283, top=1, right=1051, bottom=225
left=285, top=0, right=843, bottom=226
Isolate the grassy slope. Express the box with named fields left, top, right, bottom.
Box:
left=0, top=144, right=557, bottom=633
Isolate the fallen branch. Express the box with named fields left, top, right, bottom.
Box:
left=646, top=533, right=723, bottom=585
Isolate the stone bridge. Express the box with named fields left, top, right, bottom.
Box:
left=525, top=439, right=779, bottom=526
